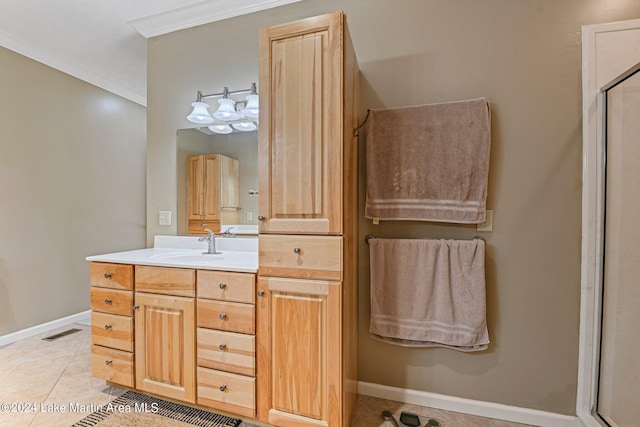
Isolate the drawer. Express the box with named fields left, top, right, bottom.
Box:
left=90, top=263, right=133, bottom=290
left=197, top=328, right=255, bottom=376
left=91, top=345, right=134, bottom=387
left=91, top=312, right=134, bottom=352
left=197, top=270, right=255, bottom=303
left=197, top=367, right=255, bottom=418
left=197, top=300, right=254, bottom=334
left=259, top=235, right=342, bottom=280
left=135, top=265, right=195, bottom=297
left=91, top=287, right=133, bottom=316
left=188, top=220, right=220, bottom=235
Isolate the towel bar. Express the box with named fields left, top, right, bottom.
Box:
left=364, top=235, right=485, bottom=244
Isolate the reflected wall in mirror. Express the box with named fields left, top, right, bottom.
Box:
left=176, top=128, right=258, bottom=235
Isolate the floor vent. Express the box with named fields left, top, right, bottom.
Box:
left=42, top=328, right=82, bottom=341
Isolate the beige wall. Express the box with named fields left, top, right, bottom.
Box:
left=0, top=46, right=146, bottom=335
left=146, top=0, right=640, bottom=415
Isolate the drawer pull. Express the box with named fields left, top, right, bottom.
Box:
left=104, top=298, right=112, bottom=305
left=219, top=313, right=227, bottom=320
left=104, top=324, right=112, bottom=330
left=219, top=343, right=227, bottom=351
left=219, top=282, right=227, bottom=290
left=257, top=290, right=265, bottom=297
left=105, top=359, right=113, bottom=366
left=104, top=273, right=113, bottom=279
left=293, top=247, right=301, bottom=254
left=219, top=384, right=227, bottom=392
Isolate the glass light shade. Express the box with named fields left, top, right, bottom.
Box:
left=213, top=98, right=240, bottom=121
left=232, top=121, right=257, bottom=132
left=242, top=94, right=259, bottom=119
left=208, top=124, right=233, bottom=134
left=187, top=102, right=214, bottom=124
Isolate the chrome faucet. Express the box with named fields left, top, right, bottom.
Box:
left=222, top=226, right=236, bottom=238
left=198, top=228, right=221, bottom=254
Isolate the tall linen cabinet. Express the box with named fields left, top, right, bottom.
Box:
left=256, top=11, right=359, bottom=427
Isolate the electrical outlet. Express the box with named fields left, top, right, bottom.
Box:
left=246, top=212, right=253, bottom=221
left=159, top=211, right=172, bottom=226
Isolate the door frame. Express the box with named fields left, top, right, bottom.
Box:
left=578, top=18, right=640, bottom=427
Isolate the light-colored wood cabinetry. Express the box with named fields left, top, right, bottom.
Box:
left=257, top=11, right=359, bottom=427
left=187, top=154, right=239, bottom=235
left=134, top=266, right=196, bottom=403
left=196, top=270, right=257, bottom=418
left=90, top=262, right=135, bottom=388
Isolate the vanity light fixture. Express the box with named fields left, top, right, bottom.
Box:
left=187, top=96, right=214, bottom=124
left=232, top=121, right=257, bottom=132
left=208, top=124, right=233, bottom=134
left=187, top=83, right=259, bottom=132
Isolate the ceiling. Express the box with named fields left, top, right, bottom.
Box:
left=0, top=0, right=302, bottom=106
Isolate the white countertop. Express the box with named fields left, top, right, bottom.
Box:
left=86, top=235, right=258, bottom=273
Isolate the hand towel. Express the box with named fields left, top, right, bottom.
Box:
left=369, top=238, right=489, bottom=351
left=365, top=98, right=491, bottom=223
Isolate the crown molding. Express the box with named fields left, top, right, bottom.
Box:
left=129, top=0, right=303, bottom=38
left=0, top=31, right=147, bottom=106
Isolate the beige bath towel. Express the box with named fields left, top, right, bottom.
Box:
left=365, top=98, right=491, bottom=223
left=369, top=238, right=489, bottom=351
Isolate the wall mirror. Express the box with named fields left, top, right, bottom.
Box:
left=176, top=127, right=258, bottom=235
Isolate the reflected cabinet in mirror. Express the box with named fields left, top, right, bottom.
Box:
left=176, top=128, right=258, bottom=235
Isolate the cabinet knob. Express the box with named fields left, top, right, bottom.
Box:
left=104, top=324, right=112, bottom=330
left=257, top=290, right=265, bottom=297
left=104, top=273, right=112, bottom=279
left=219, top=343, right=227, bottom=351
left=219, top=282, right=227, bottom=290
left=104, top=298, right=112, bottom=305
left=133, top=305, right=140, bottom=310
left=257, top=215, right=265, bottom=221
left=293, top=247, right=301, bottom=254
left=105, top=359, right=113, bottom=366
left=219, top=313, right=227, bottom=320
left=219, top=384, right=227, bottom=392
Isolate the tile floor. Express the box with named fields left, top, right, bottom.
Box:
left=0, top=324, right=534, bottom=427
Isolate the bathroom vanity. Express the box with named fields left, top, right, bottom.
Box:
left=89, top=10, right=358, bottom=427
left=87, top=236, right=258, bottom=417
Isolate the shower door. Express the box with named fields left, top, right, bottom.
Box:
left=597, top=64, right=640, bottom=427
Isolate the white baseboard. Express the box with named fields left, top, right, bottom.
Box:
left=358, top=381, right=582, bottom=427
left=0, top=310, right=91, bottom=347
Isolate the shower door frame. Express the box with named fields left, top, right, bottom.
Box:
left=578, top=18, right=640, bottom=427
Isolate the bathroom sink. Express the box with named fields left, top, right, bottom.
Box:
left=164, top=254, right=224, bottom=263
left=150, top=251, right=224, bottom=264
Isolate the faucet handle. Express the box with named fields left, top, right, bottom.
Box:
left=203, top=228, right=215, bottom=235
left=223, top=226, right=234, bottom=234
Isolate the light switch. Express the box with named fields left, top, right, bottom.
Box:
left=159, top=211, right=172, bottom=226
left=476, top=210, right=493, bottom=232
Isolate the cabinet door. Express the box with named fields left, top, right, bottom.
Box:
left=135, top=292, right=195, bottom=403
left=257, top=276, right=341, bottom=426
left=202, top=154, right=220, bottom=220
left=187, top=155, right=205, bottom=220
left=258, top=12, right=344, bottom=235
left=187, top=154, right=220, bottom=221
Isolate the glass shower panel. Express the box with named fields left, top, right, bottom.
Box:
left=598, top=68, right=640, bottom=426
